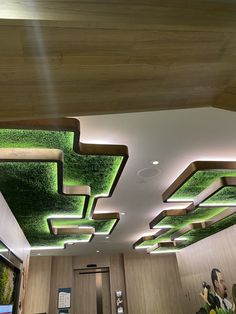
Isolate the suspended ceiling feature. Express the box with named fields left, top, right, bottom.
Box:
left=0, top=118, right=128, bottom=248
left=134, top=161, right=236, bottom=253
left=1, top=1, right=236, bottom=120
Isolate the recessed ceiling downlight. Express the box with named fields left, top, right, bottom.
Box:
left=152, top=160, right=159, bottom=165
left=137, top=167, right=160, bottom=178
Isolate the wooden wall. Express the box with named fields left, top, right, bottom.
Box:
left=177, top=224, right=236, bottom=314
left=73, top=254, right=128, bottom=314
left=25, top=252, right=186, bottom=314
left=49, top=256, right=74, bottom=313
left=123, top=253, right=184, bottom=314
left=24, top=254, right=128, bottom=314
left=24, top=256, right=52, bottom=314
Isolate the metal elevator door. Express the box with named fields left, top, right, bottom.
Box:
left=74, top=268, right=112, bottom=314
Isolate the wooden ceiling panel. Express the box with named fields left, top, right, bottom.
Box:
left=0, top=0, right=236, bottom=119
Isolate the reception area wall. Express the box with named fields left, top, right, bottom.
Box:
left=24, top=253, right=185, bottom=314
left=24, top=224, right=236, bottom=314
left=123, top=253, right=184, bottom=314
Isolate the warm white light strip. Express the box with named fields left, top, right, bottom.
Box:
left=135, top=245, right=153, bottom=250
left=0, top=249, right=8, bottom=253
left=174, top=237, right=188, bottom=241
left=167, top=198, right=193, bottom=202
left=47, top=215, right=82, bottom=219
left=95, top=193, right=109, bottom=198
left=31, top=246, right=63, bottom=251
left=64, top=239, right=90, bottom=244
left=152, top=225, right=172, bottom=229
left=94, top=232, right=110, bottom=235
left=78, top=226, right=94, bottom=229
left=199, top=203, right=236, bottom=207
left=150, top=249, right=180, bottom=254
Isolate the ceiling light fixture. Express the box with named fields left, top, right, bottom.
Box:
left=152, top=225, right=172, bottom=229
left=150, top=249, right=180, bottom=254
left=31, top=246, right=63, bottom=250
left=152, top=160, right=159, bottom=165
left=135, top=245, right=152, bottom=250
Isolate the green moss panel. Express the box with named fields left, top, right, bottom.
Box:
left=0, top=162, right=87, bottom=246
left=0, top=127, right=124, bottom=248
left=0, top=129, right=123, bottom=197
left=137, top=165, right=236, bottom=251
left=136, top=206, right=227, bottom=248
left=202, top=186, right=236, bottom=205
left=0, top=260, right=15, bottom=304
left=51, top=218, right=117, bottom=233
left=168, top=170, right=236, bottom=202
left=176, top=211, right=236, bottom=249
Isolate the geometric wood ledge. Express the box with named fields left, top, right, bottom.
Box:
left=134, top=161, right=236, bottom=253
left=0, top=118, right=128, bottom=249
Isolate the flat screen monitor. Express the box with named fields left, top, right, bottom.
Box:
left=0, top=254, right=20, bottom=314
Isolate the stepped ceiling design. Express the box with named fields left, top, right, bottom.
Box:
left=134, top=161, right=236, bottom=253
left=0, top=118, right=128, bottom=249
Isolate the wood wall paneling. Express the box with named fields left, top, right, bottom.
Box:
left=123, top=253, right=185, bottom=314
left=24, top=256, right=52, bottom=314
left=177, top=224, right=236, bottom=314
left=73, top=254, right=127, bottom=314
left=49, top=256, right=73, bottom=314
left=74, top=271, right=97, bottom=314
left=110, top=254, right=128, bottom=314
left=0, top=1, right=236, bottom=119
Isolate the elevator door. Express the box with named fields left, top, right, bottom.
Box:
left=74, top=268, right=112, bottom=314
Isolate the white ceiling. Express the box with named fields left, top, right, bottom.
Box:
left=32, top=107, right=236, bottom=256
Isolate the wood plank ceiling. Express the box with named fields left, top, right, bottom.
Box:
left=0, top=0, right=236, bottom=120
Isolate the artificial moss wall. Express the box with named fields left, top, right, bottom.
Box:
left=203, top=186, right=236, bottom=205
left=0, top=260, right=15, bottom=305
left=168, top=170, right=236, bottom=202
left=0, top=126, right=125, bottom=248
left=136, top=163, right=236, bottom=252
left=51, top=218, right=117, bottom=233
left=137, top=206, right=227, bottom=248
left=0, top=129, right=123, bottom=198
left=150, top=212, right=236, bottom=253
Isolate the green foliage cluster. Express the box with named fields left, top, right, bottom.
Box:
left=0, top=128, right=123, bottom=247
left=0, top=129, right=123, bottom=196
left=0, top=260, right=15, bottom=305
left=52, top=218, right=116, bottom=233
left=169, top=170, right=236, bottom=202
left=0, top=162, right=87, bottom=246
left=203, top=187, right=236, bottom=205
left=138, top=168, right=236, bottom=251
left=139, top=206, right=227, bottom=248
